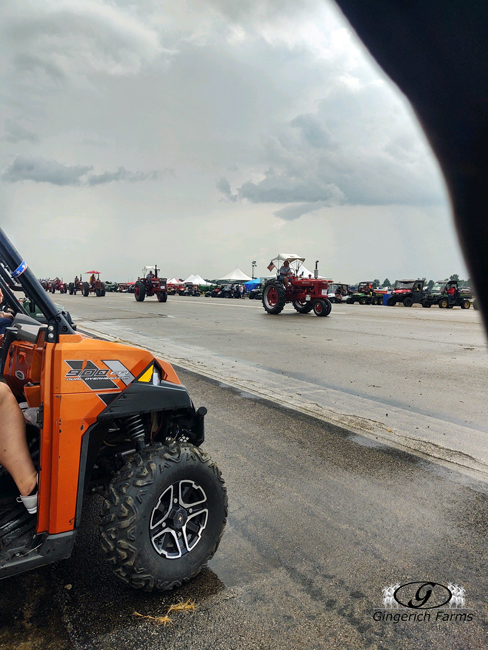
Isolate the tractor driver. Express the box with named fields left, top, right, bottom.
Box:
left=146, top=269, right=155, bottom=281
left=279, top=260, right=294, bottom=287
left=89, top=274, right=95, bottom=286
left=0, top=383, right=38, bottom=514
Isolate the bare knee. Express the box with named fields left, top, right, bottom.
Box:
left=0, top=383, right=17, bottom=408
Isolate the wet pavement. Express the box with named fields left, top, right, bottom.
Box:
left=1, top=370, right=487, bottom=649
left=68, top=293, right=488, bottom=479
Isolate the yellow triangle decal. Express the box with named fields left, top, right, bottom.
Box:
left=138, top=365, right=153, bottom=383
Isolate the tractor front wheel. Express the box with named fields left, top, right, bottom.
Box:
left=135, top=281, right=146, bottom=302
left=82, top=282, right=90, bottom=297
left=100, top=443, right=227, bottom=592
left=68, top=283, right=74, bottom=295
left=262, top=280, right=286, bottom=314
left=293, top=300, right=313, bottom=314
left=313, top=299, right=331, bottom=317
left=157, top=291, right=168, bottom=303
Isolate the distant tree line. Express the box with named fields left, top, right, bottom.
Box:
left=370, top=275, right=472, bottom=289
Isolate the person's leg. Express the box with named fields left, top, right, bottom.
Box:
left=0, top=383, right=36, bottom=496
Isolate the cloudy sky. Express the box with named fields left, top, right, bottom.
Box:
left=0, top=0, right=468, bottom=283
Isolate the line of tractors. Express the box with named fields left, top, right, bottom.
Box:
left=39, top=263, right=475, bottom=314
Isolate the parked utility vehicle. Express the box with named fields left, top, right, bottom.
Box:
left=422, top=280, right=471, bottom=309
left=386, top=279, right=425, bottom=307
left=0, top=229, right=226, bottom=591
left=346, top=282, right=383, bottom=305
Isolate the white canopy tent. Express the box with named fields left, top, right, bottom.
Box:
left=167, top=277, right=183, bottom=286
left=183, top=274, right=212, bottom=286
left=218, top=267, right=252, bottom=282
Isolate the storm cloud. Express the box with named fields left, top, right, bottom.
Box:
left=2, top=156, right=159, bottom=186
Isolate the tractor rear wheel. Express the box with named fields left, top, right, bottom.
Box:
left=313, top=299, right=331, bottom=317
left=293, top=300, right=313, bottom=314
left=83, top=282, right=90, bottom=297
left=135, top=281, right=146, bottom=302
left=262, top=280, right=286, bottom=314
left=100, top=443, right=227, bottom=592
left=403, top=297, right=414, bottom=307
left=461, top=300, right=470, bottom=309
left=157, top=291, right=168, bottom=303
left=386, top=297, right=396, bottom=306
left=100, top=282, right=106, bottom=297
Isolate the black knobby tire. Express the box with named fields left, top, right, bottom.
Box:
left=83, top=282, right=90, bottom=297
left=100, top=443, right=227, bottom=592
left=100, top=282, right=106, bottom=297
left=461, top=300, right=470, bottom=309
left=313, top=299, right=331, bottom=317
left=293, top=300, right=313, bottom=314
left=403, top=297, right=414, bottom=307
left=346, top=297, right=353, bottom=304
left=50, top=286, right=56, bottom=294
left=422, top=301, right=431, bottom=308
left=69, top=283, right=74, bottom=295
left=157, top=291, right=168, bottom=303
left=359, top=297, right=368, bottom=305
left=473, top=298, right=479, bottom=310
left=135, top=281, right=146, bottom=302
left=386, top=297, right=396, bottom=306
left=96, top=289, right=101, bottom=297
left=262, top=280, right=286, bottom=314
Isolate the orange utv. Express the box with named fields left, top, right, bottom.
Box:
left=0, top=229, right=227, bottom=591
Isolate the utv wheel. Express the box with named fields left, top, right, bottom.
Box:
left=83, top=282, right=90, bottom=297
left=461, top=300, right=470, bottom=309
left=439, top=298, right=448, bottom=309
left=135, top=281, right=146, bottom=302
left=313, top=299, right=331, bottom=317
left=346, top=297, right=353, bottom=304
left=403, top=297, right=414, bottom=307
left=262, top=280, right=286, bottom=314
left=473, top=298, right=479, bottom=310
left=157, top=291, right=168, bottom=303
left=359, top=297, right=368, bottom=305
left=386, top=297, right=396, bottom=306
left=422, top=301, right=431, bottom=308
left=293, top=300, right=313, bottom=314
left=100, top=443, right=227, bottom=592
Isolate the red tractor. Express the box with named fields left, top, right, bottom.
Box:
left=82, top=271, right=106, bottom=297
left=262, top=255, right=332, bottom=316
left=135, top=265, right=168, bottom=302
left=68, top=275, right=83, bottom=295
left=47, top=277, right=67, bottom=294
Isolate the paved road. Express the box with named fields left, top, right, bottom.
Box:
left=1, top=370, right=487, bottom=649
left=64, top=293, right=488, bottom=478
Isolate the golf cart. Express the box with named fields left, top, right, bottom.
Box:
left=262, top=254, right=332, bottom=316
left=0, top=228, right=227, bottom=590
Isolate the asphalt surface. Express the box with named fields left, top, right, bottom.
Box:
left=66, top=293, right=488, bottom=478
left=1, top=370, right=487, bottom=650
